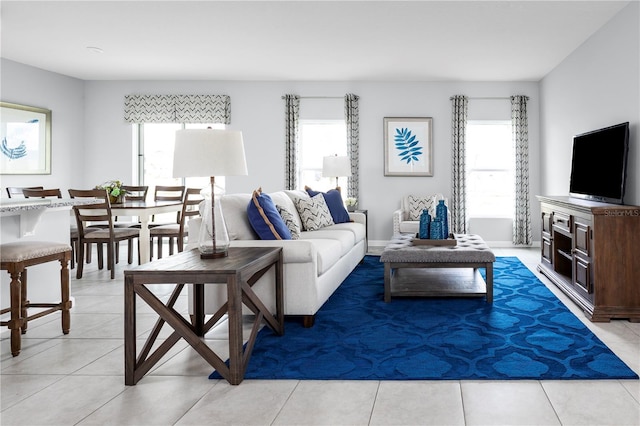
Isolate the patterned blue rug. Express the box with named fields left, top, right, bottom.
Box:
left=210, top=256, right=638, bottom=380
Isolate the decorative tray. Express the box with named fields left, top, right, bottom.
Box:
left=412, top=235, right=457, bottom=246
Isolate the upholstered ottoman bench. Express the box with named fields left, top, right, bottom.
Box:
left=380, top=234, right=495, bottom=303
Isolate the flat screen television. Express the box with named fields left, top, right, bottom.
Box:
left=569, top=121, right=630, bottom=204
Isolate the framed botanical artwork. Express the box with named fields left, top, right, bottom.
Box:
left=1, top=102, right=52, bottom=174
left=384, top=117, right=433, bottom=176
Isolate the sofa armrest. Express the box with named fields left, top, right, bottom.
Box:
left=228, top=239, right=317, bottom=264
left=187, top=217, right=316, bottom=264
left=348, top=211, right=366, bottom=226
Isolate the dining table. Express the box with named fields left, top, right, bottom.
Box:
left=110, top=200, right=183, bottom=264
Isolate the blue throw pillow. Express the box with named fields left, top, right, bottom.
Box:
left=305, top=187, right=351, bottom=224
left=247, top=188, right=292, bottom=240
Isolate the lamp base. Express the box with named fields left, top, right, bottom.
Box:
left=200, top=251, right=228, bottom=259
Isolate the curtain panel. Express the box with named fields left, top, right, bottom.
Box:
left=124, top=94, right=231, bottom=124
left=450, top=95, right=468, bottom=234
left=344, top=93, right=360, bottom=201
left=511, top=95, right=532, bottom=245
left=284, top=94, right=300, bottom=190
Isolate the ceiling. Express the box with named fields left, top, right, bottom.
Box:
left=0, top=1, right=631, bottom=82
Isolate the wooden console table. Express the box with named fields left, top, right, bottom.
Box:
left=124, top=247, right=284, bottom=385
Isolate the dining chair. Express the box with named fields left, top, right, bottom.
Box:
left=149, top=187, right=203, bottom=259
left=68, top=189, right=140, bottom=279
left=114, top=185, right=149, bottom=227
left=22, top=188, right=94, bottom=270
left=149, top=185, right=186, bottom=226
left=6, top=186, right=44, bottom=198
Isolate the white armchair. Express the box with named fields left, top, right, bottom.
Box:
left=392, top=193, right=449, bottom=235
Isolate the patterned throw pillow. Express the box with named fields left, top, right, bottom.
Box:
left=276, top=205, right=300, bottom=239
left=295, top=193, right=335, bottom=231
left=408, top=195, right=436, bottom=221
left=305, top=186, right=351, bottom=224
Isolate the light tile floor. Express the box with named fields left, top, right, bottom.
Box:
left=1, top=246, right=639, bottom=425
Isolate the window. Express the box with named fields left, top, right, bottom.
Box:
left=298, top=120, right=347, bottom=191
left=136, top=122, right=225, bottom=191
left=466, top=121, right=514, bottom=218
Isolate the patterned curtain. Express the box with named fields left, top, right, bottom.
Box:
left=284, top=94, right=300, bottom=190
left=124, top=94, right=231, bottom=124
left=450, top=95, right=468, bottom=234
left=344, top=94, right=360, bottom=200
left=512, top=95, right=532, bottom=245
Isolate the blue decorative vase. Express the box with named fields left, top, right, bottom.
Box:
left=430, top=220, right=443, bottom=240
left=419, top=209, right=431, bottom=239
left=436, top=200, right=449, bottom=239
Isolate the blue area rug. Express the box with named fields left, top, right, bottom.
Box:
left=210, top=256, right=637, bottom=380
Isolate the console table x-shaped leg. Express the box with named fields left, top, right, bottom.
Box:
left=124, top=247, right=284, bottom=385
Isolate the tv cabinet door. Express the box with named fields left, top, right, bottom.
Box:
left=573, top=218, right=593, bottom=302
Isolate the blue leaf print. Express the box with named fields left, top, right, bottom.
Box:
left=394, top=128, right=422, bottom=165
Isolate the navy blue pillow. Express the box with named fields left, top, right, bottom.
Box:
left=247, top=189, right=292, bottom=240
left=305, top=187, right=351, bottom=224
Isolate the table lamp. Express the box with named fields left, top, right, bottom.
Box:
left=322, top=155, right=351, bottom=190
left=173, top=129, right=248, bottom=258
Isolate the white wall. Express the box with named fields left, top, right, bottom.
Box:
left=1, top=60, right=84, bottom=193
left=540, top=1, right=639, bottom=205
left=82, top=80, right=540, bottom=244
left=2, top=64, right=541, bottom=245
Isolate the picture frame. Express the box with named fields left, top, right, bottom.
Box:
left=1, top=102, right=52, bottom=175
left=384, top=117, right=433, bottom=176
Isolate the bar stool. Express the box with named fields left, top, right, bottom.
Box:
left=1, top=241, right=72, bottom=356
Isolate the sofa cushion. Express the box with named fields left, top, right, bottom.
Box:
left=305, top=187, right=351, bottom=224
left=220, top=193, right=257, bottom=240
left=276, top=205, right=300, bottom=239
left=300, top=228, right=355, bottom=257
left=408, top=195, right=437, bottom=220
left=247, top=188, right=292, bottom=240
left=295, top=193, right=334, bottom=231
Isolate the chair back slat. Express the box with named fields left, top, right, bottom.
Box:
left=153, top=185, right=186, bottom=223
left=6, top=186, right=44, bottom=198
left=121, top=185, right=149, bottom=202
left=22, top=188, right=63, bottom=199
left=179, top=188, right=204, bottom=235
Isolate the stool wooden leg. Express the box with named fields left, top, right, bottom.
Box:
left=8, top=269, right=24, bottom=356
left=20, top=268, right=28, bottom=334
left=59, top=257, right=71, bottom=334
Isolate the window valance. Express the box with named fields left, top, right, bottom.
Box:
left=124, top=94, right=231, bottom=124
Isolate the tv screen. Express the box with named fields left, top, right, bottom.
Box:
left=569, top=122, right=629, bottom=204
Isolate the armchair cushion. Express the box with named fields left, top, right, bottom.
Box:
left=247, top=188, right=292, bottom=240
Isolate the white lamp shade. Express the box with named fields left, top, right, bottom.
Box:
left=173, top=129, right=248, bottom=178
left=322, top=155, right=351, bottom=178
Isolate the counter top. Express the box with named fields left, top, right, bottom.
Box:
left=0, top=198, right=96, bottom=213
left=0, top=198, right=97, bottom=236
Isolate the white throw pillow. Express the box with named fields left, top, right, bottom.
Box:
left=408, top=195, right=436, bottom=221
left=295, top=193, right=334, bottom=231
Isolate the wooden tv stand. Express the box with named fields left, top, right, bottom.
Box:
left=537, top=196, right=640, bottom=322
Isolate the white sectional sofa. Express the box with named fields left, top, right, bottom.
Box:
left=187, top=189, right=367, bottom=327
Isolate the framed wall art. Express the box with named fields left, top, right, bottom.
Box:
left=384, top=117, right=433, bottom=176
left=1, top=102, right=52, bottom=174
